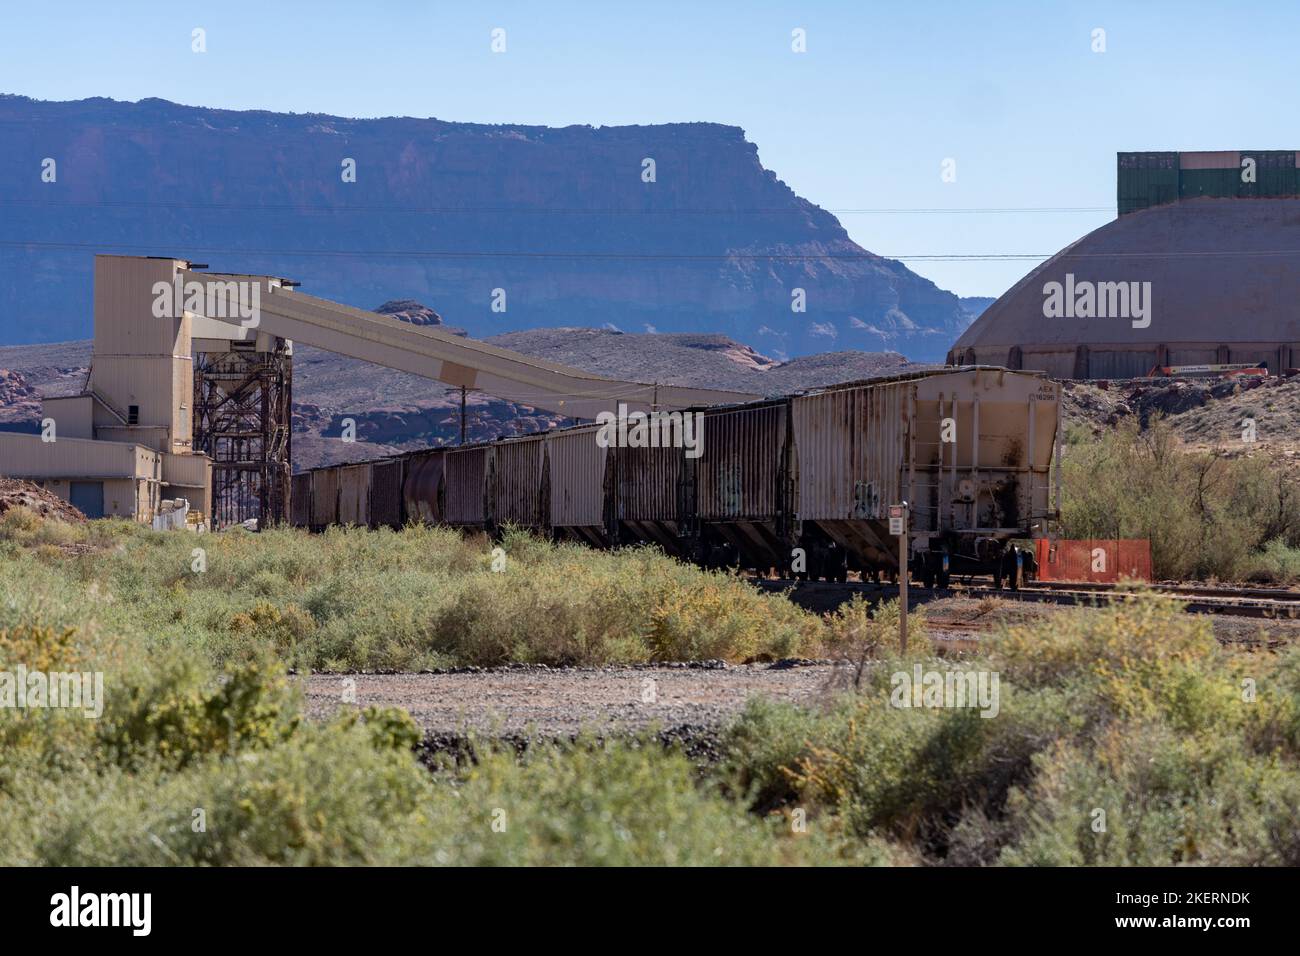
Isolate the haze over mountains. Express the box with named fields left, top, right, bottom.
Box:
left=0, top=95, right=986, bottom=359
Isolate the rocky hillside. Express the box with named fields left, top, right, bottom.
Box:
left=1062, top=375, right=1300, bottom=477
left=0, top=95, right=975, bottom=360
left=0, top=318, right=919, bottom=470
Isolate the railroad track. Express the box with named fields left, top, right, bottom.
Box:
left=752, top=577, right=1300, bottom=619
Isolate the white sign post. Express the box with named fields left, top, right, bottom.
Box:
left=889, top=503, right=909, bottom=655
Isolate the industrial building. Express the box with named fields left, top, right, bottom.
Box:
left=0, top=257, right=221, bottom=522
left=0, top=255, right=757, bottom=526
left=950, top=151, right=1300, bottom=378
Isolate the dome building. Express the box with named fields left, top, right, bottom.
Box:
left=950, top=151, right=1300, bottom=378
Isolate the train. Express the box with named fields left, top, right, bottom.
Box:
left=290, top=367, right=1062, bottom=588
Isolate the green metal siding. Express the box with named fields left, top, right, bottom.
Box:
left=1252, top=150, right=1295, bottom=197
left=1119, top=150, right=1299, bottom=214
left=1117, top=153, right=1178, bottom=215
left=1179, top=167, right=1240, bottom=201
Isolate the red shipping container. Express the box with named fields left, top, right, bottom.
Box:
left=1035, top=539, right=1152, bottom=583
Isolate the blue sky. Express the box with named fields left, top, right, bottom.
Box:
left=2, top=0, right=1297, bottom=298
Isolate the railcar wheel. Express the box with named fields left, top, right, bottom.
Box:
left=1006, top=554, right=1021, bottom=591
left=920, top=562, right=935, bottom=589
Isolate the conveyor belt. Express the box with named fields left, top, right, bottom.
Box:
left=184, top=270, right=762, bottom=419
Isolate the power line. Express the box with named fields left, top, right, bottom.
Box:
left=4, top=237, right=1300, bottom=263
left=0, top=197, right=1116, bottom=216
left=0, top=238, right=1047, bottom=261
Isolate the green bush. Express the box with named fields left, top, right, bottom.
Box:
left=1060, top=417, right=1300, bottom=580
left=1244, top=538, right=1300, bottom=585
left=0, top=522, right=827, bottom=671
left=996, top=728, right=1300, bottom=866
left=719, top=596, right=1300, bottom=866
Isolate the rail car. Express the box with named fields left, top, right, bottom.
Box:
left=290, top=367, right=1062, bottom=588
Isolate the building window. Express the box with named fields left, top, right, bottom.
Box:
left=128, top=405, right=139, bottom=425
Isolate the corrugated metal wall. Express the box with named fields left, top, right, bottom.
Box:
left=1086, top=350, right=1158, bottom=379
left=443, top=446, right=489, bottom=526
left=402, top=450, right=444, bottom=525
left=616, top=444, right=682, bottom=522
left=338, top=464, right=371, bottom=527
left=547, top=426, right=607, bottom=529
left=1166, top=348, right=1219, bottom=365
left=1121, top=150, right=1300, bottom=214
left=1117, top=152, right=1178, bottom=215
left=492, top=436, right=545, bottom=529
left=1227, top=347, right=1279, bottom=367
left=290, top=472, right=311, bottom=527
left=370, top=459, right=404, bottom=529
left=1014, top=350, right=1076, bottom=380
left=310, top=468, right=339, bottom=527
left=697, top=403, right=786, bottom=520
left=792, top=382, right=907, bottom=522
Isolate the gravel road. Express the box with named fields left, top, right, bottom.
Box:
left=302, top=661, right=849, bottom=740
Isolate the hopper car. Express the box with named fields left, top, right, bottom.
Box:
left=291, top=367, right=1061, bottom=588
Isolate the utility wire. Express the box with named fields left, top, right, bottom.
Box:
left=0, top=238, right=1041, bottom=261
left=0, top=197, right=1115, bottom=215
left=4, top=237, right=1300, bottom=263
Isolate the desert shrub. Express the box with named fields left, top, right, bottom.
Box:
left=647, top=577, right=811, bottom=662
left=95, top=653, right=300, bottom=770
left=1061, top=417, right=1300, bottom=580
left=7, top=508, right=1299, bottom=866
left=722, top=671, right=1058, bottom=853
left=1244, top=538, right=1300, bottom=584
left=0, top=716, right=866, bottom=866
left=408, top=738, right=869, bottom=866
left=997, top=727, right=1300, bottom=866
left=0, top=622, right=81, bottom=672
left=227, top=600, right=318, bottom=659
left=719, top=595, right=1300, bottom=866
left=0, top=722, right=433, bottom=866
left=0, top=506, right=89, bottom=548
left=0, top=523, right=826, bottom=670
left=823, top=596, right=930, bottom=659
left=0, top=505, right=43, bottom=542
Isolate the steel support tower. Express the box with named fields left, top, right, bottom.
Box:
left=193, top=342, right=292, bottom=529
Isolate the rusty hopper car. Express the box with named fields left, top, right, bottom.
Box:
left=290, top=367, right=1059, bottom=590
left=614, top=441, right=689, bottom=557
left=402, top=448, right=446, bottom=525
left=337, top=463, right=371, bottom=527
left=290, top=472, right=311, bottom=527
left=489, top=434, right=548, bottom=532
left=693, top=400, right=790, bottom=570
left=545, top=424, right=612, bottom=546
left=369, top=458, right=405, bottom=529
left=442, top=445, right=492, bottom=529
left=790, top=367, right=1060, bottom=587
left=309, top=466, right=340, bottom=530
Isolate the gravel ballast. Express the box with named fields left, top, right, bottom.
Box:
left=302, top=661, right=848, bottom=739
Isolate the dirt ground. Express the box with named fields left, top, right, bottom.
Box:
left=302, top=661, right=848, bottom=740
